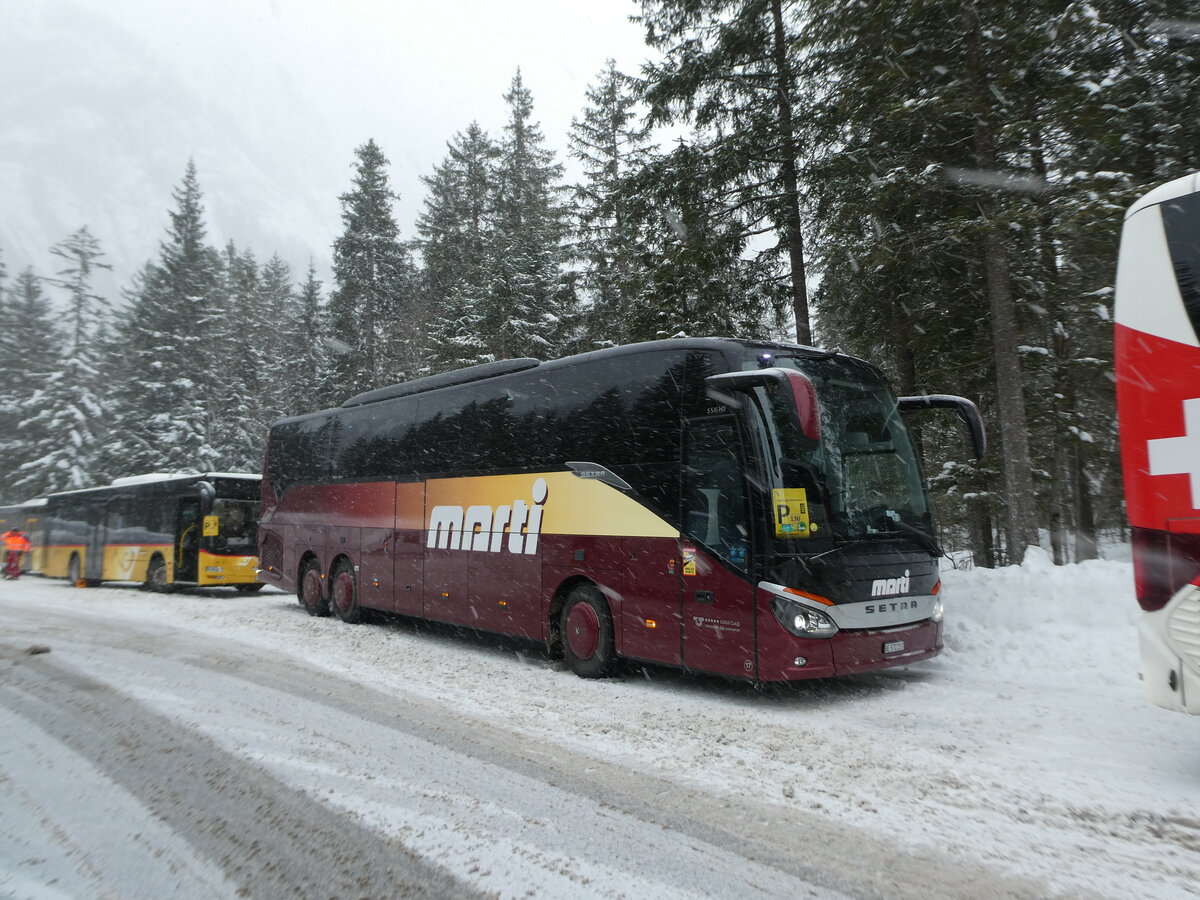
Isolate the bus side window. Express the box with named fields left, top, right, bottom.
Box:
left=683, top=416, right=749, bottom=568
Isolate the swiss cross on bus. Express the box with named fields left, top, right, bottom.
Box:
left=1147, top=397, right=1200, bottom=509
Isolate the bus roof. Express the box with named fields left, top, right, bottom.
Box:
left=1126, top=172, right=1200, bottom=219
left=48, top=472, right=260, bottom=499
left=273, top=337, right=858, bottom=428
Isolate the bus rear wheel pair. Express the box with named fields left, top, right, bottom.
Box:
left=297, top=557, right=361, bottom=623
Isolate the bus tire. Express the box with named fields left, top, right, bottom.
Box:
left=146, top=556, right=172, bottom=593
left=329, top=559, right=362, bottom=624
left=560, top=583, right=616, bottom=678
left=68, top=554, right=82, bottom=586
left=298, top=557, right=329, bottom=617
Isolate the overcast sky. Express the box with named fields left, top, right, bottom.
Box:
left=1, top=0, right=657, bottom=293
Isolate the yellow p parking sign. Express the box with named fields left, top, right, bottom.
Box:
left=772, top=488, right=814, bottom=538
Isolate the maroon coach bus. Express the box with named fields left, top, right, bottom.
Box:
left=258, top=339, right=984, bottom=681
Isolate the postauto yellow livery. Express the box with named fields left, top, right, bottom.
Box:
left=42, top=473, right=264, bottom=591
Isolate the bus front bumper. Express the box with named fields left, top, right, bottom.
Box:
left=1139, top=584, right=1200, bottom=714
left=757, top=618, right=943, bottom=682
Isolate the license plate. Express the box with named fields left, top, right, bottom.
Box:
left=883, top=640, right=905, bottom=654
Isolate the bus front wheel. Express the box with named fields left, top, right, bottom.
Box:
left=146, top=556, right=172, bottom=593
left=329, top=560, right=362, bottom=624
left=560, top=583, right=616, bottom=678
left=298, top=558, right=329, bottom=617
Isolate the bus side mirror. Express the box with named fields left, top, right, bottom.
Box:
left=704, top=368, right=821, bottom=444
left=898, top=394, right=987, bottom=460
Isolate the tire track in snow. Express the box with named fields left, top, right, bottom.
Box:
left=0, top=642, right=480, bottom=900
left=0, top=602, right=1056, bottom=900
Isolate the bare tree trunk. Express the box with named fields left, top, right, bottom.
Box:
left=769, top=0, right=811, bottom=346
left=1073, top=441, right=1099, bottom=561
left=971, top=500, right=996, bottom=569
left=963, top=1, right=1039, bottom=562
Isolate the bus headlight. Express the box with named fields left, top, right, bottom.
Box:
left=772, top=596, right=839, bottom=638
left=931, top=597, right=943, bottom=623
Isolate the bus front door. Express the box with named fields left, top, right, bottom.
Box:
left=680, top=415, right=758, bottom=678
left=85, top=501, right=108, bottom=582
left=174, top=498, right=201, bottom=583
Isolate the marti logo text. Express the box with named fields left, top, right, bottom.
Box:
left=1147, top=397, right=1200, bottom=509
left=428, top=478, right=548, bottom=555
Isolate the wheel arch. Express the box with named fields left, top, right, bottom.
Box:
left=327, top=552, right=355, bottom=580
left=297, top=550, right=321, bottom=587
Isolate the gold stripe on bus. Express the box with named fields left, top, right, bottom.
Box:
left=425, top=471, right=676, bottom=539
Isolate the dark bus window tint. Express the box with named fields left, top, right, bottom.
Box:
left=499, top=349, right=689, bottom=523
left=269, top=414, right=336, bottom=494
left=404, top=386, right=518, bottom=475
left=1162, top=191, right=1200, bottom=344
left=331, top=402, right=417, bottom=480
left=684, top=415, right=750, bottom=569
left=507, top=350, right=688, bottom=469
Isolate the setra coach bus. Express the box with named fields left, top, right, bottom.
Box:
left=258, top=339, right=985, bottom=681
left=42, top=473, right=264, bottom=591
left=1115, top=172, right=1200, bottom=714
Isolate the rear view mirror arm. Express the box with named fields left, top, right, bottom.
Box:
left=897, top=394, right=987, bottom=460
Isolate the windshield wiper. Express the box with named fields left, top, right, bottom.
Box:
left=885, top=520, right=944, bottom=557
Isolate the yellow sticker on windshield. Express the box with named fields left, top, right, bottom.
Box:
left=772, top=488, right=812, bottom=538
left=202, top=515, right=219, bottom=537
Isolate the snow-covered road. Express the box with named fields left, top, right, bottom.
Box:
left=1, top=555, right=1197, bottom=899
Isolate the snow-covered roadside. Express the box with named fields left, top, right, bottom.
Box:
left=1, top=556, right=1197, bottom=898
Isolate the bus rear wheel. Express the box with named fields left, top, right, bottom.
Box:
left=146, top=556, right=172, bottom=593
left=329, top=560, right=362, bottom=624
left=298, top=558, right=329, bottom=617
left=560, top=583, right=616, bottom=678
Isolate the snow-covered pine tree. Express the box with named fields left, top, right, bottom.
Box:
left=107, top=161, right=222, bottom=475
left=15, top=228, right=113, bottom=494
left=482, top=71, right=568, bottom=361
left=616, top=139, right=776, bottom=341
left=287, top=261, right=334, bottom=413
left=635, top=0, right=812, bottom=344
left=328, top=139, right=415, bottom=397
left=416, top=122, right=499, bottom=372
left=798, top=0, right=1168, bottom=565
left=3, top=268, right=64, bottom=501
left=569, top=59, right=655, bottom=349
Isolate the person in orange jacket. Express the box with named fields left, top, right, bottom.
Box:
left=3, top=529, right=31, bottom=579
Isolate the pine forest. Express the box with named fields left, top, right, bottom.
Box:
left=1, top=1, right=1196, bottom=569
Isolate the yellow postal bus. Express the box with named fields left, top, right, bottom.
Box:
left=43, top=473, right=263, bottom=591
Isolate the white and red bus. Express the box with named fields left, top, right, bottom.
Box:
left=1116, top=173, right=1200, bottom=714
left=258, top=339, right=984, bottom=681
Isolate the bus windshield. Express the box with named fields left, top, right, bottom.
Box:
left=746, top=354, right=932, bottom=550
left=210, top=498, right=259, bottom=553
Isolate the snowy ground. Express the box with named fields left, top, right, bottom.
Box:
left=0, top=553, right=1197, bottom=899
